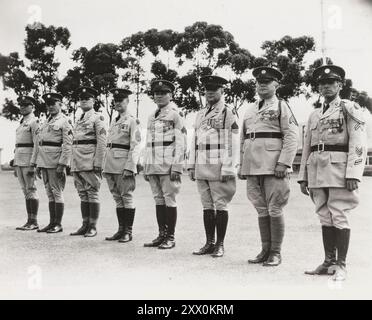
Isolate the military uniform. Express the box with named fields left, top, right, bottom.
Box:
left=103, top=88, right=141, bottom=242
left=34, top=93, right=73, bottom=233
left=143, top=80, right=186, bottom=249
left=299, top=65, right=367, bottom=280
left=14, top=96, right=40, bottom=231
left=70, top=87, right=107, bottom=237
left=188, top=75, right=240, bottom=258
left=240, top=67, right=298, bottom=266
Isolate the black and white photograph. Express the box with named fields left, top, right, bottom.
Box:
left=0, top=0, right=372, bottom=303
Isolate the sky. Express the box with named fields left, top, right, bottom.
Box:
left=0, top=0, right=372, bottom=162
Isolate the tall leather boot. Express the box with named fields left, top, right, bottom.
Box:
left=158, top=206, right=177, bottom=249
left=248, top=215, right=271, bottom=263
left=333, top=228, right=350, bottom=281
left=305, top=226, right=337, bottom=275
left=119, top=208, right=135, bottom=243
left=263, top=215, right=284, bottom=266
left=38, top=202, right=56, bottom=232
left=193, top=209, right=216, bottom=255
left=70, top=202, right=90, bottom=236
left=144, top=205, right=167, bottom=247
left=105, top=208, right=125, bottom=241
left=211, top=210, right=228, bottom=258
left=16, top=199, right=32, bottom=230
left=22, top=199, right=39, bottom=231
left=47, top=203, right=64, bottom=233
left=84, top=202, right=99, bottom=237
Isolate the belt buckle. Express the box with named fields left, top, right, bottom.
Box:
left=107, top=143, right=112, bottom=148
left=39, top=141, right=43, bottom=146
left=318, top=142, right=324, bottom=153
left=250, top=131, right=256, bottom=141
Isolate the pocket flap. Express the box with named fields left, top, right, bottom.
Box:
left=330, top=152, right=347, bottom=163
left=114, top=150, right=128, bottom=158
left=264, top=139, right=282, bottom=151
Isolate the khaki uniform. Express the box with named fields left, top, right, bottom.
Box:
left=14, top=113, right=40, bottom=200
left=187, top=99, right=239, bottom=210
left=298, top=97, right=367, bottom=229
left=71, top=109, right=107, bottom=203
left=34, top=112, right=73, bottom=203
left=144, top=102, right=185, bottom=207
left=103, top=112, right=141, bottom=208
left=240, top=96, right=298, bottom=217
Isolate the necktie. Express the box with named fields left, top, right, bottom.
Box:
left=205, top=105, right=213, bottom=116
left=323, top=103, right=330, bottom=114
left=258, top=100, right=265, bottom=110
left=47, top=116, right=52, bottom=122
left=155, top=109, right=161, bottom=118
left=80, top=113, right=85, bottom=121
left=20, top=117, right=24, bottom=124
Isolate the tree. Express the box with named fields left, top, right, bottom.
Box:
left=259, top=35, right=316, bottom=100
left=67, top=43, right=125, bottom=122
left=174, top=22, right=237, bottom=111
left=0, top=23, right=71, bottom=120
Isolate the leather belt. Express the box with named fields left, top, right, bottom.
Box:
left=15, top=143, right=34, bottom=147
left=106, top=143, right=130, bottom=150
left=196, top=144, right=223, bottom=150
left=73, top=139, right=97, bottom=145
left=310, top=144, right=348, bottom=153
left=149, top=141, right=173, bottom=147
left=244, top=132, right=283, bottom=140
left=39, top=141, right=62, bottom=147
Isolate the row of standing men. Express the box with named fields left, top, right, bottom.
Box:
left=12, top=64, right=367, bottom=281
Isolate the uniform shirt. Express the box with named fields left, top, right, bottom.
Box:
left=298, top=96, right=367, bottom=188
left=70, top=109, right=107, bottom=172
left=187, top=99, right=240, bottom=181
left=144, top=102, right=186, bottom=175
left=239, top=96, right=298, bottom=175
left=14, top=113, right=39, bottom=167
left=34, top=112, right=73, bottom=168
left=103, top=111, right=141, bottom=174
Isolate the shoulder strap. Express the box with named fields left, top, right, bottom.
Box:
left=278, top=99, right=282, bottom=128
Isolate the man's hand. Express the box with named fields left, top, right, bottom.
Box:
left=36, top=167, right=42, bottom=179
left=27, top=167, right=35, bottom=177
left=122, top=170, right=134, bottom=178
left=346, top=178, right=359, bottom=191
left=143, top=174, right=150, bottom=182
left=56, top=164, right=65, bottom=179
left=220, top=174, right=235, bottom=182
left=93, top=166, right=102, bottom=178
left=170, top=171, right=181, bottom=182
left=188, top=169, right=195, bottom=181
left=13, top=169, right=18, bottom=178
left=274, top=163, right=288, bottom=179
left=299, top=181, right=309, bottom=196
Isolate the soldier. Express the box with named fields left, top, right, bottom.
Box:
left=239, top=66, right=298, bottom=266
left=298, top=65, right=367, bottom=281
left=31, top=93, right=73, bottom=233
left=188, top=75, right=240, bottom=258
left=13, top=96, right=40, bottom=230
left=143, top=80, right=186, bottom=250
left=70, top=86, right=107, bottom=238
left=103, top=88, right=141, bottom=243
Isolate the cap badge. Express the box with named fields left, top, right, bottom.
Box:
left=261, top=70, right=266, bottom=74
left=158, top=82, right=163, bottom=86
left=324, top=68, right=330, bottom=74
left=82, top=88, right=86, bottom=92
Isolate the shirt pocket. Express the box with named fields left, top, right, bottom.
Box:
left=330, top=152, right=347, bottom=163
left=77, top=145, right=95, bottom=154
left=113, top=150, right=128, bottom=158
left=264, top=139, right=283, bottom=151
